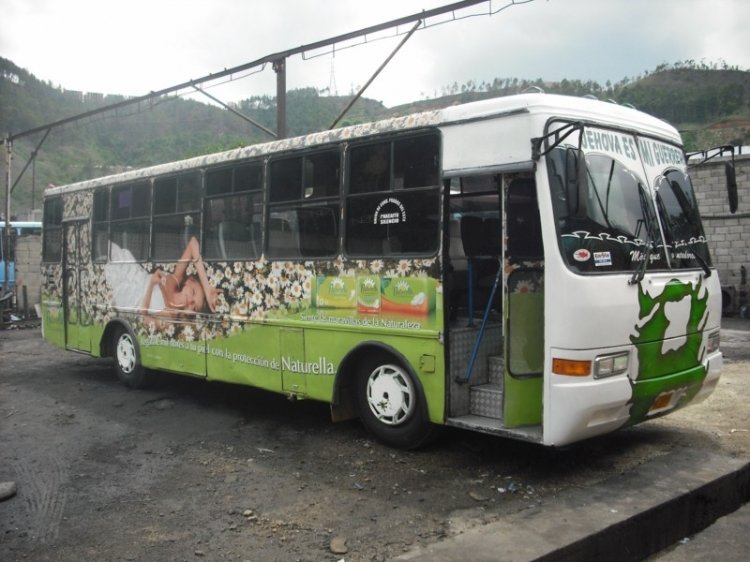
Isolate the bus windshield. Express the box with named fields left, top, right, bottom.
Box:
left=547, top=144, right=666, bottom=273
left=546, top=125, right=707, bottom=276
left=654, top=169, right=711, bottom=270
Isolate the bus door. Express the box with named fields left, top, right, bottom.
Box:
left=503, top=177, right=544, bottom=427
left=63, top=220, right=92, bottom=353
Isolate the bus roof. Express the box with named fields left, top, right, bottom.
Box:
left=45, top=93, right=681, bottom=197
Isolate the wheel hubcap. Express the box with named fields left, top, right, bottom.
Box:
left=366, top=365, right=415, bottom=426
left=116, top=333, right=136, bottom=374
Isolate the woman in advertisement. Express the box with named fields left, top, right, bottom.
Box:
left=141, top=236, right=222, bottom=317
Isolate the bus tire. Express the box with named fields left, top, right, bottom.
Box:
left=112, top=326, right=149, bottom=389
left=355, top=356, right=434, bottom=449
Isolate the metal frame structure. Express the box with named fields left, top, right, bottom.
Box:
left=2, top=0, right=535, bottom=292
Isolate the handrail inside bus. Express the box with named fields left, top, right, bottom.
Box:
left=457, top=258, right=503, bottom=385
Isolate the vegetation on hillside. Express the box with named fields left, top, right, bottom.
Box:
left=1, top=56, right=748, bottom=217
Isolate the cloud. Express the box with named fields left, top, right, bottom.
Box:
left=1, top=0, right=748, bottom=107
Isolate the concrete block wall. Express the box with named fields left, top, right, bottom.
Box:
left=691, top=153, right=750, bottom=315
left=14, top=234, right=42, bottom=311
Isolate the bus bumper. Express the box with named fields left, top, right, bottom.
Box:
left=544, top=373, right=633, bottom=446
left=544, top=350, right=722, bottom=446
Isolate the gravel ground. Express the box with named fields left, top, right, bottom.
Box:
left=1, top=324, right=748, bottom=561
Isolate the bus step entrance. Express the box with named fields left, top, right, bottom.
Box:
left=469, top=355, right=504, bottom=420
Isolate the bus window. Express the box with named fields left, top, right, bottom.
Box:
left=346, top=189, right=439, bottom=256
left=270, top=158, right=303, bottom=202
left=0, top=228, right=15, bottom=263
left=304, top=151, right=340, bottom=199
left=268, top=203, right=338, bottom=258
left=43, top=197, right=63, bottom=262
left=204, top=163, right=264, bottom=261
left=204, top=192, right=263, bottom=260
left=153, top=173, right=201, bottom=260
left=268, top=151, right=340, bottom=258
left=93, top=188, right=109, bottom=262
left=110, top=181, right=151, bottom=261
left=393, top=134, right=439, bottom=189
left=349, top=142, right=390, bottom=194
left=655, top=169, right=710, bottom=270
left=346, top=133, right=440, bottom=257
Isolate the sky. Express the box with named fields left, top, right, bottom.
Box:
left=1, top=0, right=749, bottom=108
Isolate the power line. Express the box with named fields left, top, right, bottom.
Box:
left=2, top=0, right=534, bottom=143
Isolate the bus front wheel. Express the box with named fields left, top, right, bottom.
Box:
left=355, top=357, right=434, bottom=449
left=113, top=327, right=149, bottom=389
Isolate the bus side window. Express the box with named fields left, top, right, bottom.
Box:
left=204, top=163, right=263, bottom=261
left=153, top=173, right=201, bottom=261
left=110, top=182, right=151, bottom=261
left=346, top=133, right=440, bottom=258
left=93, top=188, right=109, bottom=262
left=268, top=151, right=340, bottom=259
left=43, top=197, right=64, bottom=262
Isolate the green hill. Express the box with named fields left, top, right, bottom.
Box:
left=2, top=57, right=749, bottom=217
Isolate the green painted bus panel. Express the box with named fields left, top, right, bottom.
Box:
left=507, top=293, right=544, bottom=375
left=141, top=340, right=206, bottom=377
left=280, top=328, right=306, bottom=394
left=205, top=324, right=283, bottom=393
left=504, top=287, right=544, bottom=427
left=630, top=279, right=708, bottom=380
left=65, top=308, right=92, bottom=352
left=41, top=300, right=65, bottom=348
left=302, top=326, right=445, bottom=423
left=626, top=278, right=709, bottom=425
left=503, top=375, right=543, bottom=427
left=626, top=364, right=706, bottom=425
left=199, top=319, right=444, bottom=423
left=89, top=324, right=105, bottom=358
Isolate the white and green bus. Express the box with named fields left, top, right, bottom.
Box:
left=41, top=93, right=728, bottom=448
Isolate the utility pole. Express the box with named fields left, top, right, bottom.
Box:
left=3, top=137, right=12, bottom=295
left=274, top=58, right=287, bottom=139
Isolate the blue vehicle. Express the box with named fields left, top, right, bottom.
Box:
left=1, top=221, right=42, bottom=293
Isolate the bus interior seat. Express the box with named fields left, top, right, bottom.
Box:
left=483, top=217, right=501, bottom=256
left=460, top=215, right=485, bottom=258
left=507, top=178, right=543, bottom=259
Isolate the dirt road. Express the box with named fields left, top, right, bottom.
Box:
left=1, top=325, right=748, bottom=561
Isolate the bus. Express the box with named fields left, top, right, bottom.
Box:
left=1, top=220, right=42, bottom=293
left=40, top=93, right=730, bottom=449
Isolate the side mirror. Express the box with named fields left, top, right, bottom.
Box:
left=725, top=161, right=738, bottom=214
left=565, top=147, right=588, bottom=219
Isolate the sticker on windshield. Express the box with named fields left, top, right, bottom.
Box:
left=573, top=249, right=591, bottom=262
left=594, top=251, right=613, bottom=267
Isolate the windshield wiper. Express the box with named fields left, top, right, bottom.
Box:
left=629, top=185, right=656, bottom=285
left=686, top=242, right=712, bottom=277
left=663, top=181, right=712, bottom=278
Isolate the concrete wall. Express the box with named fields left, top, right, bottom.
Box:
left=691, top=153, right=750, bottom=315
left=14, top=233, right=42, bottom=313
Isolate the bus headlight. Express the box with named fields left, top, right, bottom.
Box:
left=594, top=351, right=629, bottom=379
left=707, top=330, right=720, bottom=355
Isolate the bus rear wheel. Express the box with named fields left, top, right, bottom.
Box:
left=355, top=356, right=434, bottom=449
left=113, top=326, right=149, bottom=389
